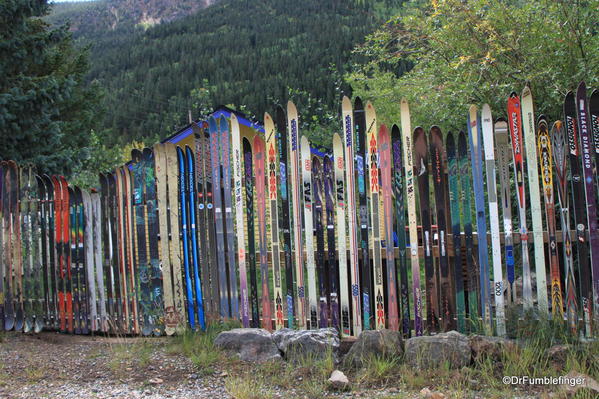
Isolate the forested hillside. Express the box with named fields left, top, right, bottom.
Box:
left=51, top=0, right=404, bottom=146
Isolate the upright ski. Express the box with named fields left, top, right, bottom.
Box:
left=243, top=137, right=260, bottom=327
left=323, top=153, right=339, bottom=331
left=313, top=156, right=329, bottom=327
left=301, top=135, right=318, bottom=329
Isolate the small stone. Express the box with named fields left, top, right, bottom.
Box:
left=219, top=371, right=228, bottom=377
left=420, top=387, right=447, bottom=399
left=148, top=377, right=163, bottom=385
left=328, top=370, right=349, bottom=390
left=189, top=373, right=198, bottom=379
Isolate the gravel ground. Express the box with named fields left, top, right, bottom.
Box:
left=0, top=332, right=230, bottom=399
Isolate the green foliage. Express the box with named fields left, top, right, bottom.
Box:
left=52, top=0, right=403, bottom=146
left=346, top=0, right=599, bottom=130
left=70, top=130, right=124, bottom=189
left=0, top=0, right=101, bottom=175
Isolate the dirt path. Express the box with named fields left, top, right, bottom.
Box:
left=0, top=332, right=229, bottom=399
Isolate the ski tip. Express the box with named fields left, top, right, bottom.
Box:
left=342, top=95, right=352, bottom=109
left=576, top=81, right=586, bottom=93
left=287, top=100, right=297, bottom=116
left=354, top=96, right=363, bottom=110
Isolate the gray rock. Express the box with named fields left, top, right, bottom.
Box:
left=404, top=330, right=470, bottom=369
left=272, top=328, right=339, bottom=362
left=343, top=329, right=403, bottom=368
left=214, top=328, right=282, bottom=363
left=327, top=370, right=349, bottom=390
left=469, top=335, right=518, bottom=361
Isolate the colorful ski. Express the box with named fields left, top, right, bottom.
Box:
left=537, top=117, right=563, bottom=319
left=275, top=105, right=295, bottom=328
left=481, top=105, right=506, bottom=336
left=468, top=105, right=492, bottom=333
left=414, top=126, right=438, bottom=332
left=365, top=102, right=385, bottom=330
left=430, top=126, right=455, bottom=332
left=265, top=113, right=285, bottom=330
left=379, top=125, right=399, bottom=330
left=230, top=115, right=250, bottom=328
left=522, top=86, right=548, bottom=314
left=494, top=119, right=516, bottom=304
left=551, top=120, right=578, bottom=333
left=351, top=97, right=368, bottom=331
left=575, top=82, right=599, bottom=328
left=287, top=101, right=306, bottom=329
left=333, top=133, right=351, bottom=336
left=508, top=94, right=533, bottom=311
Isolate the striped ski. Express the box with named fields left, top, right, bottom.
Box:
left=313, top=156, right=329, bottom=327
left=481, top=105, right=506, bottom=336
left=265, top=113, right=285, bottom=330
left=365, top=102, right=385, bottom=330
left=333, top=133, right=351, bottom=336
left=538, top=116, right=564, bottom=319
left=508, top=94, right=533, bottom=311
left=379, top=125, right=399, bottom=330
left=352, top=97, right=369, bottom=331
left=287, top=101, right=306, bottom=329
left=323, top=152, right=339, bottom=331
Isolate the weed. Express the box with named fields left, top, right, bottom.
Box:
left=356, top=355, right=400, bottom=386
left=107, top=340, right=153, bottom=371
left=225, top=375, right=273, bottom=399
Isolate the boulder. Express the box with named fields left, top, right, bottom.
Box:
left=469, top=335, right=518, bottom=361
left=214, top=328, right=281, bottom=363
left=327, top=370, right=349, bottom=390
left=404, top=330, right=470, bottom=369
left=343, top=329, right=403, bottom=368
left=272, top=328, right=339, bottom=362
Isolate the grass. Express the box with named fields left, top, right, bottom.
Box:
left=225, top=376, right=273, bottom=399
left=107, top=340, right=153, bottom=372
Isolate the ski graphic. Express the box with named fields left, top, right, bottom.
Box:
left=69, top=186, right=78, bottom=334
left=177, top=146, right=195, bottom=329
left=0, top=162, right=6, bottom=330
left=208, top=117, right=230, bottom=318
left=401, top=100, right=423, bottom=336
left=92, top=191, right=107, bottom=332
left=551, top=120, right=578, bottom=333
left=219, top=117, right=239, bottom=319
left=287, top=101, right=306, bottom=329
left=380, top=125, right=399, bottom=330
left=414, top=126, right=438, bottom=332
left=333, top=133, right=351, bottom=336
left=230, top=115, right=250, bottom=328
left=494, top=119, right=516, bottom=304
left=265, top=113, right=284, bottom=330
left=446, top=132, right=466, bottom=333
left=185, top=146, right=205, bottom=331
left=323, top=153, right=339, bottom=331
left=575, top=82, right=599, bottom=328
left=468, top=105, right=492, bottom=333
left=522, top=86, right=548, bottom=314
left=243, top=137, right=259, bottom=327
left=365, top=102, right=385, bottom=330
left=481, top=105, right=506, bottom=336
left=508, top=94, right=533, bottom=311
left=538, top=117, right=563, bottom=319
left=75, top=187, right=88, bottom=334
left=352, top=97, right=368, bottom=331
left=591, top=90, right=599, bottom=187
left=275, top=105, right=295, bottom=328
left=301, top=135, right=318, bottom=329
left=164, top=143, right=186, bottom=330
left=254, top=135, right=272, bottom=330
left=82, top=189, right=96, bottom=332
left=313, top=156, right=329, bottom=327
left=430, top=126, right=455, bottom=332
left=565, top=91, right=592, bottom=336
left=392, top=124, right=411, bottom=336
